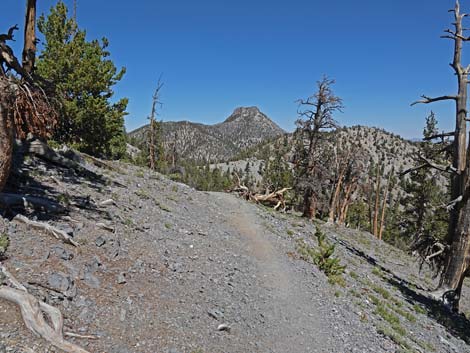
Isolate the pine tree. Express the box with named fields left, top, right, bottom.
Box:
left=402, top=112, right=448, bottom=261
left=36, top=1, right=128, bottom=159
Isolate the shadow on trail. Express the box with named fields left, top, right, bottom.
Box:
left=334, top=236, right=470, bottom=344
left=388, top=277, right=470, bottom=344
left=0, top=142, right=111, bottom=221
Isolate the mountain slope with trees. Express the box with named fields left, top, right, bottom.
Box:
left=128, top=106, right=285, bottom=162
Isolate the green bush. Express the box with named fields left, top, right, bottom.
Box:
left=313, top=228, right=346, bottom=277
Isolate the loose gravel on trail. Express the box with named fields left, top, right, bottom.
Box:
left=0, top=157, right=469, bottom=352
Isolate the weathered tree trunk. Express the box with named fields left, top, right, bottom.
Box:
left=337, top=179, right=357, bottom=225
left=412, top=1, right=470, bottom=310
left=147, top=78, right=163, bottom=171
left=22, top=0, right=37, bottom=74
left=378, top=173, right=392, bottom=240
left=0, top=81, right=14, bottom=192
left=328, top=176, right=343, bottom=222
left=373, top=165, right=381, bottom=237
left=302, top=188, right=316, bottom=219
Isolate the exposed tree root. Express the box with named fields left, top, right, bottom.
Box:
left=0, top=265, right=90, bottom=353
left=13, top=214, right=79, bottom=247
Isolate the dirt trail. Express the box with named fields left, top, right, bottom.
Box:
left=212, top=192, right=329, bottom=352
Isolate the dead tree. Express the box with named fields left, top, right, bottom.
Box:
left=148, top=77, right=163, bottom=171
left=293, top=76, right=343, bottom=219
left=378, top=172, right=392, bottom=241
left=22, top=0, right=36, bottom=74
left=410, top=0, right=470, bottom=310
left=372, top=163, right=382, bottom=237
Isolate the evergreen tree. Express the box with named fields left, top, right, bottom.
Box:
left=36, top=1, right=128, bottom=158
left=402, top=112, right=448, bottom=256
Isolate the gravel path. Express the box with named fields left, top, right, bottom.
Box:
left=1, top=157, right=469, bottom=353
left=214, top=192, right=328, bottom=352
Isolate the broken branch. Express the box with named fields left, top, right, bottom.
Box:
left=13, top=214, right=79, bottom=247
left=411, top=95, right=457, bottom=106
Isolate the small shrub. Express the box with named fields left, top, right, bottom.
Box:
left=313, top=228, right=346, bottom=277
left=0, top=233, right=9, bottom=259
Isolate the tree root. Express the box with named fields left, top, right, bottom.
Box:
left=13, top=214, right=79, bottom=247
left=0, top=265, right=90, bottom=353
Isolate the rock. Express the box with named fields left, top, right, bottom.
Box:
left=95, top=236, right=106, bottom=247
left=117, top=273, right=127, bottom=284
left=50, top=245, right=74, bottom=260
left=80, top=263, right=101, bottom=289
left=48, top=272, right=73, bottom=292
left=168, top=262, right=183, bottom=273
left=217, top=323, right=231, bottom=332
left=208, top=308, right=224, bottom=321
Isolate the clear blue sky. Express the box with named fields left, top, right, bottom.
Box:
left=3, top=0, right=466, bottom=138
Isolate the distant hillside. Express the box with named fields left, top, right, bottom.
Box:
left=234, top=125, right=419, bottom=173
left=128, top=106, right=285, bottom=162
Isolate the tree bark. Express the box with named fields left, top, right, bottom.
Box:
left=414, top=1, right=470, bottom=310
left=378, top=173, right=392, bottom=240
left=373, top=165, right=381, bottom=237
left=302, top=188, right=316, bottom=219
left=22, top=0, right=37, bottom=74
left=0, top=81, right=14, bottom=192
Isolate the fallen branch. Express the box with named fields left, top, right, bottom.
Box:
left=0, top=265, right=90, bottom=353
left=26, top=139, right=101, bottom=180
left=13, top=214, right=78, bottom=247
left=425, top=242, right=448, bottom=262
left=65, top=332, right=99, bottom=340
left=99, top=199, right=117, bottom=207
left=0, top=193, right=66, bottom=213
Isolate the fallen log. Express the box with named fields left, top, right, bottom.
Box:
left=0, top=193, right=66, bottom=213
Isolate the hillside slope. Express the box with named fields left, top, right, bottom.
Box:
left=0, top=149, right=468, bottom=352
left=128, top=106, right=285, bottom=162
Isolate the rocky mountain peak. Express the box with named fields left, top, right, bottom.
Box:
left=224, top=106, right=266, bottom=123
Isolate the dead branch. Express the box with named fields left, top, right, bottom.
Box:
left=99, top=199, right=117, bottom=207
left=0, top=265, right=90, bottom=353
left=445, top=195, right=463, bottom=211
left=423, top=131, right=455, bottom=141
left=425, top=243, right=448, bottom=262
left=411, top=95, right=457, bottom=106
left=400, top=155, right=458, bottom=176
left=64, top=332, right=99, bottom=340
left=0, top=193, right=66, bottom=213
left=13, top=214, right=79, bottom=247
left=0, top=25, right=19, bottom=42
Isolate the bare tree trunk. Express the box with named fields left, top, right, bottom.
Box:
left=302, top=188, right=316, bottom=219
left=0, top=82, right=14, bottom=192
left=22, top=0, right=36, bottom=74
left=328, top=174, right=343, bottom=223
left=373, top=165, right=381, bottom=237
left=148, top=78, right=163, bottom=171
left=338, top=179, right=357, bottom=225
left=412, top=1, right=470, bottom=310
left=378, top=173, right=392, bottom=240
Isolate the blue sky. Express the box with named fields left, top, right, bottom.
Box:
left=3, top=0, right=466, bottom=138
